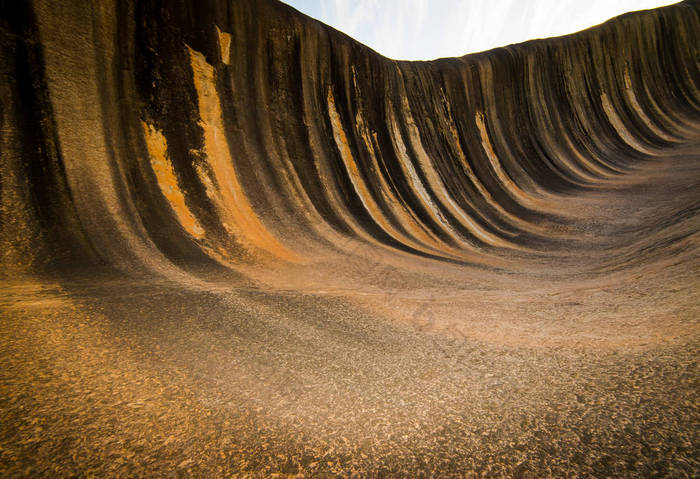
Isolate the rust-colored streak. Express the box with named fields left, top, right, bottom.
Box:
left=188, top=46, right=302, bottom=263
left=141, top=121, right=205, bottom=239
left=395, top=87, right=512, bottom=249
left=475, top=111, right=544, bottom=210
left=600, top=92, right=655, bottom=155
left=216, top=26, right=231, bottom=65
left=327, top=90, right=443, bottom=256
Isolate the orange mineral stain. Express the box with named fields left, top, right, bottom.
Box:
left=216, top=26, right=231, bottom=65
left=187, top=46, right=301, bottom=263
left=141, top=121, right=205, bottom=239
left=475, top=111, right=544, bottom=211
left=327, top=90, right=444, bottom=256
left=600, top=92, right=655, bottom=155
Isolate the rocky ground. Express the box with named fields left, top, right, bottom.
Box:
left=1, top=148, right=698, bottom=478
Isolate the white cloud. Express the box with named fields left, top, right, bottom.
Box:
left=282, top=0, right=678, bottom=60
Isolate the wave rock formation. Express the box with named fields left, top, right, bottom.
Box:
left=1, top=0, right=699, bottom=476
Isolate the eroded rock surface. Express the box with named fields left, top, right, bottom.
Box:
left=1, top=0, right=699, bottom=476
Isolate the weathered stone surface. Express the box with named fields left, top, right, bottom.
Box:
left=0, top=0, right=698, bottom=476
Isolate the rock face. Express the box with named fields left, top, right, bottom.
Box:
left=1, top=0, right=697, bottom=273
left=1, top=0, right=699, bottom=476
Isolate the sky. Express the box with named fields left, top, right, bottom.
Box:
left=280, top=0, right=678, bottom=60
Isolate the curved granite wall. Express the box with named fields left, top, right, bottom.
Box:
left=2, top=1, right=700, bottom=476
left=1, top=0, right=698, bottom=280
